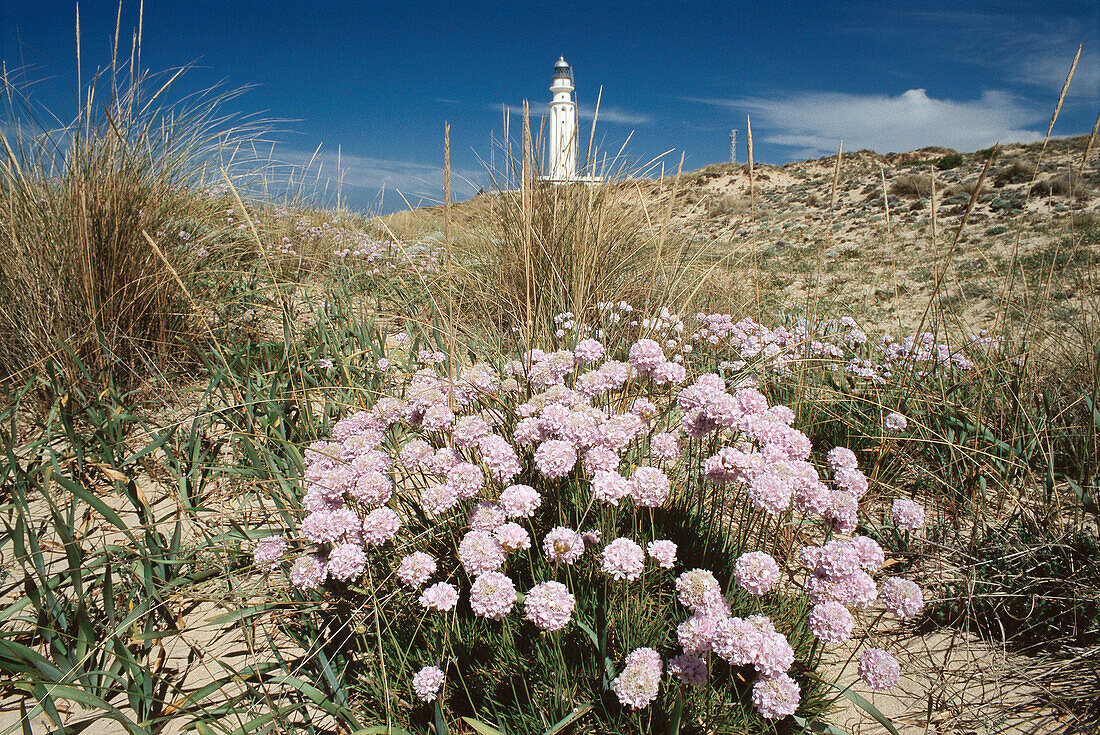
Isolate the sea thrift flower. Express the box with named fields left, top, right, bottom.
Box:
left=543, top=526, right=585, bottom=564
left=891, top=498, right=926, bottom=530
left=326, top=543, right=367, bottom=582
left=629, top=466, right=670, bottom=507
left=468, top=502, right=505, bottom=532
left=499, top=484, right=541, bottom=518
left=882, top=577, right=924, bottom=619
left=826, top=446, right=858, bottom=472
left=452, top=415, right=489, bottom=448
left=253, top=536, right=287, bottom=570
left=676, top=569, right=724, bottom=612
left=883, top=411, right=908, bottom=432
left=833, top=466, right=869, bottom=498
left=668, top=654, right=708, bottom=687
left=753, top=630, right=795, bottom=677
left=647, top=539, right=677, bottom=568
left=534, top=439, right=577, bottom=479
left=809, top=601, right=855, bottom=643
left=751, top=673, right=801, bottom=719
left=825, top=490, right=859, bottom=533
left=469, top=571, right=518, bottom=620
left=396, top=552, right=437, bottom=588
left=601, top=538, right=645, bottom=581
left=478, top=434, right=521, bottom=483
left=628, top=339, right=665, bottom=373
left=420, top=483, right=459, bottom=517
left=419, top=582, right=459, bottom=612
left=849, top=536, right=885, bottom=571
left=352, top=471, right=392, bottom=507
left=458, top=531, right=506, bottom=576
left=412, top=666, right=445, bottom=702
left=495, top=522, right=531, bottom=551
left=290, top=554, right=327, bottom=590
left=612, top=647, right=662, bottom=709
left=447, top=462, right=485, bottom=500
left=574, top=338, right=604, bottom=363
left=651, top=432, right=681, bottom=462
left=524, top=581, right=575, bottom=631
left=592, top=470, right=632, bottom=506
left=747, top=471, right=792, bottom=515
left=858, top=648, right=901, bottom=691
left=362, top=507, right=401, bottom=545
left=653, top=361, right=687, bottom=385
left=584, top=445, right=620, bottom=474
left=734, top=551, right=780, bottom=595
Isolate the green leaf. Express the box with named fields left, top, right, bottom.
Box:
left=22, top=684, right=145, bottom=734
left=793, top=715, right=852, bottom=735
left=462, top=717, right=504, bottom=735
left=352, top=727, right=416, bottom=735
left=544, top=703, right=593, bottom=735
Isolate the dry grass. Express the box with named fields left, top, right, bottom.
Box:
left=0, top=58, right=266, bottom=390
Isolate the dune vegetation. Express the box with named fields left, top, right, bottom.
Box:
left=0, top=28, right=1098, bottom=735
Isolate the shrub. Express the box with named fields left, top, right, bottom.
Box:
left=0, top=64, right=264, bottom=389
left=889, top=173, right=933, bottom=199
left=256, top=317, right=928, bottom=731
left=933, top=152, right=963, bottom=170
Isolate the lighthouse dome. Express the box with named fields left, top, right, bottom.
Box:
left=553, top=57, right=573, bottom=82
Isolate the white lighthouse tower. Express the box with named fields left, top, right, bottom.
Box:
left=547, top=57, right=578, bottom=182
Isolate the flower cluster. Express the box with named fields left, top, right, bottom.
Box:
left=262, top=326, right=928, bottom=725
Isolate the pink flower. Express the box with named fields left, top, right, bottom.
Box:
left=326, top=543, right=366, bottom=582
left=651, top=432, right=681, bottom=462
left=628, top=339, right=665, bottom=373
left=676, top=569, right=724, bottom=612
left=494, top=522, right=531, bottom=551
left=412, top=665, right=445, bottom=702
left=478, top=434, right=521, bottom=483
left=592, top=470, right=631, bottom=506
left=734, top=551, right=780, bottom=595
left=396, top=552, right=437, bottom=588
left=612, top=647, right=662, bottom=709
left=468, top=502, right=505, bottom=532
left=849, top=536, right=885, bottom=571
left=458, top=531, right=506, bottom=576
left=534, top=439, right=577, bottom=479
left=543, top=526, right=585, bottom=565
left=858, top=648, right=901, bottom=690
left=668, top=654, right=708, bottom=687
left=891, top=498, right=926, bottom=530
left=253, top=536, right=287, bottom=570
left=583, top=445, right=620, bottom=474
left=420, top=482, right=459, bottom=517
left=826, top=446, right=858, bottom=472
left=351, top=471, right=392, bottom=507
left=499, top=484, right=541, bottom=518
left=419, top=582, right=459, bottom=612
left=600, top=538, right=645, bottom=581
left=751, top=673, right=800, bottom=719
left=574, top=338, right=604, bottom=363
left=447, top=462, right=485, bottom=500
left=524, top=581, right=575, bottom=631
left=753, top=629, right=795, bottom=677
left=882, top=577, right=923, bottom=619
left=647, top=539, right=677, bottom=568
left=629, top=466, right=670, bottom=507
left=652, top=361, right=686, bottom=385
left=809, top=601, right=855, bottom=643
left=290, top=554, right=327, bottom=590
left=469, top=571, right=518, bottom=620
left=362, top=507, right=401, bottom=545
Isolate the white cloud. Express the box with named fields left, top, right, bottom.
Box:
left=692, top=88, right=1045, bottom=157
left=275, top=146, right=483, bottom=206
left=1014, top=46, right=1100, bottom=100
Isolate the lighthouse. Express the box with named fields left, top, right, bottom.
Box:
left=547, top=57, right=578, bottom=182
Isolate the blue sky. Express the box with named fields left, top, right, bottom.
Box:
left=2, top=1, right=1097, bottom=213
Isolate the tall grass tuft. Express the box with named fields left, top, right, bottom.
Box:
left=0, top=56, right=262, bottom=390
